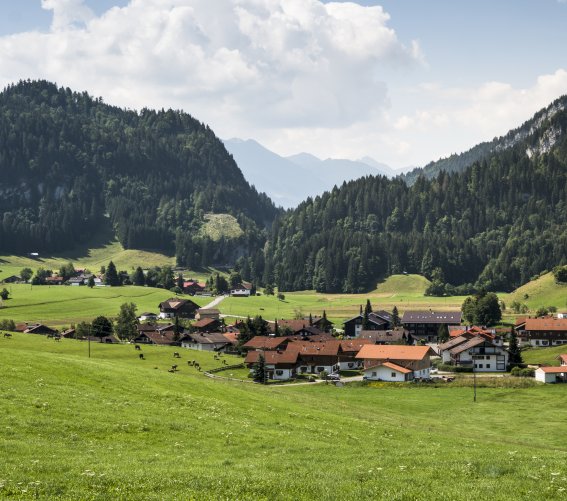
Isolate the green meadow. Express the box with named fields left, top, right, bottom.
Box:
left=522, top=345, right=567, bottom=366
left=1, top=333, right=566, bottom=500
left=0, top=284, right=209, bottom=327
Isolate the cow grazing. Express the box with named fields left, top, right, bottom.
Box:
left=173, top=352, right=181, bottom=358
left=171, top=364, right=178, bottom=371
left=3, top=332, right=12, bottom=338
left=134, top=345, right=141, bottom=351
left=139, top=353, right=145, bottom=360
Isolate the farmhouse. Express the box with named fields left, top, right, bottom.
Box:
left=24, top=323, right=58, bottom=336
left=514, top=317, right=567, bottom=346
left=343, top=310, right=393, bottom=337
left=338, top=339, right=373, bottom=370
left=439, top=336, right=508, bottom=371
left=229, top=282, right=253, bottom=297
left=158, top=298, right=199, bottom=319
left=356, top=345, right=435, bottom=381
left=180, top=332, right=234, bottom=352
left=2, top=275, right=21, bottom=283
left=535, top=366, right=567, bottom=384
left=195, top=308, right=221, bottom=321
left=182, top=280, right=206, bottom=295
left=245, top=349, right=300, bottom=380
left=133, top=324, right=179, bottom=345
left=192, top=317, right=223, bottom=333
left=242, top=336, right=290, bottom=351
left=138, top=312, right=157, bottom=322
left=289, top=340, right=342, bottom=375
left=402, top=311, right=462, bottom=342
left=559, top=354, right=567, bottom=366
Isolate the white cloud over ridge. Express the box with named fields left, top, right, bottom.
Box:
left=0, top=0, right=420, bottom=135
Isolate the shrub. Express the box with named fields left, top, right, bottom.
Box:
left=437, top=363, right=473, bottom=373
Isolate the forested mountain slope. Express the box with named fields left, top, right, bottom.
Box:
left=402, top=96, right=567, bottom=185
left=261, top=96, right=567, bottom=293
left=0, top=80, right=277, bottom=267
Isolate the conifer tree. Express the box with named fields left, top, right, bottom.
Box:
left=252, top=353, right=266, bottom=383
left=105, top=261, right=120, bottom=286
left=392, top=306, right=400, bottom=327
left=508, top=327, right=523, bottom=366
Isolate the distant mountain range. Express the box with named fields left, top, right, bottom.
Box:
left=223, top=138, right=404, bottom=208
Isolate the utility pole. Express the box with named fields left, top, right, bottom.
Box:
left=472, top=351, right=477, bottom=403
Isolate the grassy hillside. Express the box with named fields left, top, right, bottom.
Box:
left=0, top=333, right=566, bottom=500
left=0, top=284, right=209, bottom=327
left=505, top=272, right=567, bottom=312
left=522, top=345, right=567, bottom=366
left=374, top=274, right=431, bottom=294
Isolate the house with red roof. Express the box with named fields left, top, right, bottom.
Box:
left=356, top=345, right=435, bottom=381
left=535, top=366, right=567, bottom=384
left=514, top=317, right=567, bottom=347
left=244, top=349, right=300, bottom=380
left=438, top=336, right=508, bottom=371
left=288, top=340, right=342, bottom=375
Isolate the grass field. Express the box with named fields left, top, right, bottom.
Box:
left=1, top=333, right=566, bottom=500
left=522, top=345, right=567, bottom=366
left=506, top=273, right=567, bottom=312
left=0, top=285, right=209, bottom=327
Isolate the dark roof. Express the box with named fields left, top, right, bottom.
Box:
left=181, top=332, right=231, bottom=345
left=193, top=318, right=219, bottom=328
left=402, top=311, right=462, bottom=324
left=449, top=337, right=502, bottom=356
left=359, top=330, right=406, bottom=343
left=343, top=311, right=392, bottom=326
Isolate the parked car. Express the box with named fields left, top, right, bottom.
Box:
left=326, top=373, right=340, bottom=381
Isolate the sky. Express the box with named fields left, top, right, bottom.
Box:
left=0, top=0, right=566, bottom=169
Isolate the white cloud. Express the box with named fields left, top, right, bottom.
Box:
left=0, top=0, right=420, bottom=136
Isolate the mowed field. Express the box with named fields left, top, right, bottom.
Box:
left=0, top=333, right=566, bottom=500
left=223, top=275, right=468, bottom=325
left=0, top=285, right=209, bottom=327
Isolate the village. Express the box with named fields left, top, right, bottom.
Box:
left=4, top=272, right=567, bottom=386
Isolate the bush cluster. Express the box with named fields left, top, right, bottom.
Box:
left=510, top=366, right=535, bottom=377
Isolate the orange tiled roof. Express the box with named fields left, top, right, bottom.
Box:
left=356, top=344, right=433, bottom=361
left=524, top=318, right=567, bottom=331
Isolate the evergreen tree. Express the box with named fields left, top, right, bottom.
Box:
left=362, top=299, right=372, bottom=329
left=264, top=283, right=274, bottom=295
left=105, top=261, right=120, bottom=286
left=508, top=327, right=523, bottom=366
left=132, top=267, right=145, bottom=286
left=392, top=306, right=400, bottom=327
left=87, top=275, right=95, bottom=288
left=252, top=353, right=266, bottom=383
left=437, top=323, right=449, bottom=343
left=176, top=273, right=184, bottom=290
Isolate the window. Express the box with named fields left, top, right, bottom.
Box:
left=317, top=367, right=324, bottom=372
left=348, top=362, right=354, bottom=368
left=391, top=372, right=397, bottom=378
left=486, top=364, right=490, bottom=369
left=479, top=364, right=483, bottom=368
left=372, top=372, right=377, bottom=377
left=275, top=370, right=283, bottom=376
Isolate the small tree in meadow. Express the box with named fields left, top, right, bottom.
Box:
left=91, top=316, right=113, bottom=342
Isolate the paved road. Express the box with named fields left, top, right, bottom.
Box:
left=202, top=294, right=228, bottom=309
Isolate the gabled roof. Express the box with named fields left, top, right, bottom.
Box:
left=243, top=336, right=289, bottom=350
left=537, top=366, right=567, bottom=373
left=524, top=318, right=567, bottom=331
left=365, top=361, right=413, bottom=374
left=402, top=311, right=462, bottom=324
left=339, top=339, right=373, bottom=353
left=439, top=335, right=471, bottom=352
left=557, top=354, right=567, bottom=364
left=139, top=330, right=176, bottom=345
left=159, top=298, right=198, bottom=310
left=193, top=318, right=219, bottom=328
left=288, top=340, right=341, bottom=357
left=197, top=308, right=220, bottom=315
left=356, top=345, right=434, bottom=361
left=448, top=337, right=502, bottom=356
left=181, top=332, right=231, bottom=345
left=359, top=330, right=406, bottom=343
left=245, top=349, right=299, bottom=365
left=343, top=311, right=391, bottom=326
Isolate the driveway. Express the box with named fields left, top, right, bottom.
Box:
left=202, top=294, right=228, bottom=309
